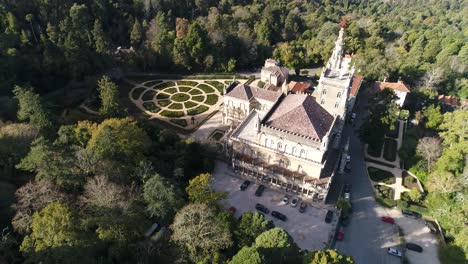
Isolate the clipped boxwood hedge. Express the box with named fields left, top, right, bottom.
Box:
left=177, top=81, right=198, bottom=87
left=164, top=87, right=178, bottom=94
left=197, top=84, right=215, bottom=93
left=154, top=82, right=176, bottom=89
left=188, top=105, right=209, bottom=115
left=383, top=138, right=397, bottom=162
left=184, top=101, right=198, bottom=108
left=192, top=96, right=205, bottom=102
left=143, top=102, right=160, bottom=113
left=170, top=119, right=188, bottom=127
left=368, top=167, right=395, bottom=184
left=160, top=110, right=184, bottom=118
left=189, top=89, right=202, bottom=95
left=168, top=103, right=184, bottom=109
left=156, top=93, right=170, bottom=100
left=205, top=94, right=219, bottom=105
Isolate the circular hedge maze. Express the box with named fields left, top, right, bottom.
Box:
left=129, top=79, right=227, bottom=129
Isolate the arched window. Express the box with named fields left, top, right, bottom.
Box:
left=322, top=89, right=327, bottom=95
left=337, top=92, right=342, bottom=98
left=277, top=142, right=282, bottom=150
left=320, top=99, right=325, bottom=105
left=334, top=102, right=339, bottom=108
left=300, top=149, right=305, bottom=157
left=270, top=140, right=275, bottom=148
left=292, top=147, right=296, bottom=155
left=264, top=138, right=268, bottom=146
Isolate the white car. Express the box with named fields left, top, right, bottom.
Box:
left=346, top=155, right=351, bottom=163
left=387, top=248, right=402, bottom=257
left=282, top=196, right=289, bottom=205
left=344, top=193, right=350, bottom=201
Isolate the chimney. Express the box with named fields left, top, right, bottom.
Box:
left=383, top=77, right=387, bottom=82
left=397, top=77, right=403, bottom=84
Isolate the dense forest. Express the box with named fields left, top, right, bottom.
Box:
left=0, top=0, right=467, bottom=263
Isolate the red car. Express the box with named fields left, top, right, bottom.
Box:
left=336, top=231, right=344, bottom=241
left=228, top=207, right=236, bottom=214
left=381, top=216, right=395, bottom=224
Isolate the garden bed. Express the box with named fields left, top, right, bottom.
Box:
left=192, top=96, right=205, bottom=102
left=205, top=81, right=225, bottom=93
left=367, top=143, right=383, bottom=158
left=386, top=121, right=400, bottom=138
left=156, top=93, right=169, bottom=100
left=164, top=87, right=178, bottom=94
left=188, top=89, right=202, bottom=95
left=171, top=93, right=190, bottom=102
left=168, top=103, right=184, bottom=110
left=205, top=94, right=219, bottom=105
left=160, top=110, right=184, bottom=118
left=153, top=82, right=176, bottom=89
left=131, top=87, right=147, bottom=100
left=157, top=100, right=171, bottom=107
left=368, top=167, right=395, bottom=184
left=184, top=101, right=197, bottom=108
left=178, top=86, right=192, bottom=92
left=177, top=81, right=198, bottom=86
left=197, top=84, right=215, bottom=93
left=383, top=138, right=397, bottom=162
left=142, top=90, right=157, bottom=101
left=188, top=106, right=209, bottom=115
left=143, top=102, right=160, bottom=113
left=170, top=119, right=188, bottom=127
left=402, top=172, right=420, bottom=189
left=374, top=185, right=396, bottom=207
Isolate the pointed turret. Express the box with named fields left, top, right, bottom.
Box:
left=327, top=27, right=345, bottom=71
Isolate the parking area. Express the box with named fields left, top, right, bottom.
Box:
left=212, top=162, right=335, bottom=250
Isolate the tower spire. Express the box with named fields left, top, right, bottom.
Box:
left=327, top=27, right=345, bottom=71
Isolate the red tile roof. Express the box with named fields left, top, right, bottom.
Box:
left=288, top=81, right=311, bottom=93
left=438, top=95, right=460, bottom=107
left=350, top=75, right=363, bottom=97
left=374, top=81, right=410, bottom=93
left=264, top=94, right=333, bottom=141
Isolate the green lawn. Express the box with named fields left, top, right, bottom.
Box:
left=374, top=184, right=396, bottom=207
left=192, top=96, right=205, bottom=102
left=383, top=138, right=397, bottom=162
left=205, top=94, right=219, bottom=105
left=143, top=102, right=160, bottom=113
left=160, top=110, right=184, bottom=118
left=168, top=103, right=184, bottom=110
left=170, top=119, right=188, bottom=127
left=156, top=93, right=170, bottom=100
left=197, top=84, right=215, bottom=93
left=142, top=90, right=157, bottom=101
left=164, top=87, right=178, bottom=94
left=368, top=167, right=395, bottom=184
left=188, top=89, right=203, bottom=95
left=188, top=106, right=209, bottom=115
left=131, top=87, right=146, bottom=100
left=184, top=101, right=197, bottom=108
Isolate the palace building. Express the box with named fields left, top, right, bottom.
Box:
left=224, top=27, right=362, bottom=200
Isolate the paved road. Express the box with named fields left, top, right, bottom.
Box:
left=332, top=98, right=401, bottom=264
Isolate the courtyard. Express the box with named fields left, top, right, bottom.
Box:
left=212, top=162, right=335, bottom=251
left=125, top=78, right=238, bottom=129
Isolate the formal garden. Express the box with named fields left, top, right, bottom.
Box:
left=127, top=79, right=232, bottom=129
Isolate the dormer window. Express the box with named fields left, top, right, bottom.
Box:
left=334, top=102, right=339, bottom=108
left=337, top=92, right=341, bottom=98
left=277, top=142, right=282, bottom=150
left=321, top=99, right=325, bottom=105
left=322, top=89, right=327, bottom=95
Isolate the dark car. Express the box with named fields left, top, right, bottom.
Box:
left=240, top=180, right=251, bottom=191
left=345, top=162, right=351, bottom=172
left=266, top=220, right=275, bottom=229
left=255, top=185, right=266, bottom=196
left=402, top=210, right=422, bottom=219
left=406, top=243, right=423, bottom=253
left=325, top=210, right=333, bottom=223
left=340, top=215, right=350, bottom=227
left=271, top=211, right=287, bottom=221
left=299, top=202, right=307, bottom=213
left=343, top=184, right=350, bottom=193
left=255, top=203, right=270, bottom=214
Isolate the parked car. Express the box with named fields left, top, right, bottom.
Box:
left=381, top=216, right=395, bottom=224
left=286, top=183, right=292, bottom=192
left=291, top=198, right=299, bottom=207
left=282, top=195, right=289, bottom=205
left=345, top=155, right=351, bottom=163
left=402, top=210, right=422, bottom=219
left=271, top=211, right=287, bottom=221
left=228, top=207, right=236, bottom=214
left=345, top=162, right=351, bottom=172
left=344, top=193, right=350, bottom=200
left=387, top=248, right=402, bottom=257
left=344, top=183, right=350, bottom=193
left=336, top=231, right=344, bottom=241
left=255, top=185, right=266, bottom=197
left=240, top=180, right=251, bottom=191
left=406, top=243, right=423, bottom=253
left=266, top=220, right=275, bottom=229
left=340, top=215, right=350, bottom=227
left=299, top=202, right=307, bottom=213
left=261, top=176, right=270, bottom=182
left=325, top=210, right=333, bottom=223
left=292, top=185, right=298, bottom=193
left=281, top=182, right=287, bottom=190
left=255, top=203, right=270, bottom=214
